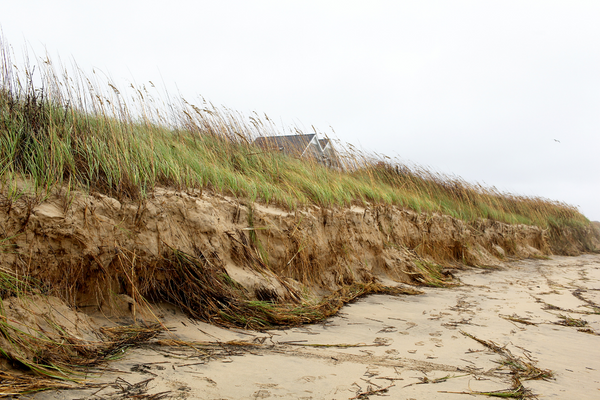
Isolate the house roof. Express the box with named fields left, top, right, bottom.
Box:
left=253, top=134, right=318, bottom=156
left=318, top=138, right=330, bottom=150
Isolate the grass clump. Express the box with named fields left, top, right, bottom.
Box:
left=412, top=260, right=450, bottom=287
left=555, top=314, right=588, bottom=328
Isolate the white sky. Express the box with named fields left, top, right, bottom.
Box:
left=2, top=1, right=599, bottom=220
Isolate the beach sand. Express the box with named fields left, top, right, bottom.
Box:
left=34, top=254, right=600, bottom=399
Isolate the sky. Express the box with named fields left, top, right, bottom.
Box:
left=2, top=1, right=599, bottom=220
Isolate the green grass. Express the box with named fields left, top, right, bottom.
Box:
left=0, top=38, right=591, bottom=231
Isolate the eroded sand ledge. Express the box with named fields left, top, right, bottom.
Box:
left=2, top=187, right=597, bottom=308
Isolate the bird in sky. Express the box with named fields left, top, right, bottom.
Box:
left=554, top=139, right=560, bottom=143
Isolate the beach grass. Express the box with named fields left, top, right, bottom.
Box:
left=0, top=37, right=590, bottom=232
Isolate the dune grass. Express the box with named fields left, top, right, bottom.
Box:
left=0, top=38, right=589, bottom=230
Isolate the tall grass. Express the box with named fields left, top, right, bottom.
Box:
left=0, top=37, right=588, bottom=229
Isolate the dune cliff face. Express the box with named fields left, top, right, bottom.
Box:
left=1, top=187, right=598, bottom=310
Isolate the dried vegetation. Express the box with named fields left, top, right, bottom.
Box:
left=0, top=268, right=162, bottom=396
left=458, top=331, right=553, bottom=399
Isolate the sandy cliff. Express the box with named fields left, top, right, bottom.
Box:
left=2, top=186, right=598, bottom=315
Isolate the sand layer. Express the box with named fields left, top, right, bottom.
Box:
left=33, top=254, right=600, bottom=400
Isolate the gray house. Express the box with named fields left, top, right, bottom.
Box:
left=252, top=134, right=341, bottom=169
left=317, top=138, right=341, bottom=169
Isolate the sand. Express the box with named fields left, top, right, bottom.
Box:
left=33, top=254, right=600, bottom=399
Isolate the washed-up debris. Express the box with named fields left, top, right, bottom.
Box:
left=554, top=314, right=588, bottom=327
left=459, top=330, right=553, bottom=399
left=500, top=314, right=538, bottom=326
left=349, top=383, right=395, bottom=399
left=80, top=377, right=171, bottom=400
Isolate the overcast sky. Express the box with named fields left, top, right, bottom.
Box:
left=2, top=1, right=599, bottom=220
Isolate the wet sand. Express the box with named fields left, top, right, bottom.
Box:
left=35, top=254, right=600, bottom=399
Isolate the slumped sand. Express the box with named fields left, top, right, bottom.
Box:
left=37, top=254, right=600, bottom=399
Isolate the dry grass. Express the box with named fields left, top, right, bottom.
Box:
left=554, top=314, right=588, bottom=328
left=151, top=247, right=421, bottom=330
left=0, top=370, right=85, bottom=398
left=0, top=268, right=163, bottom=396
left=500, top=314, right=538, bottom=326
left=460, top=331, right=553, bottom=399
